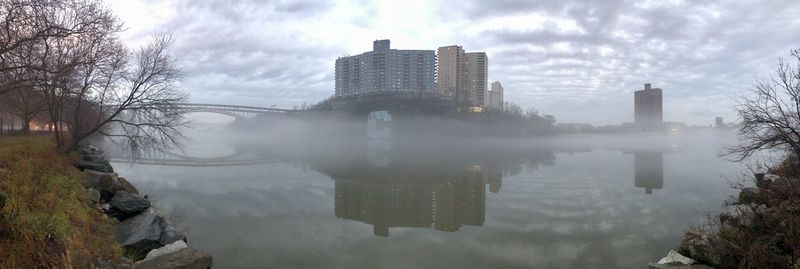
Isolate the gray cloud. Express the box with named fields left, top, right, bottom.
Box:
left=112, top=0, right=800, bottom=124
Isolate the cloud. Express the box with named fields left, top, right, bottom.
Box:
left=109, top=0, right=800, bottom=125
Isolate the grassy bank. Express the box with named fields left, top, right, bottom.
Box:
left=0, top=136, right=121, bottom=268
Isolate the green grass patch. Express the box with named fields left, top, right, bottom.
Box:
left=0, top=136, right=122, bottom=268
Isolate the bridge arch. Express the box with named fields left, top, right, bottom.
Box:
left=170, top=103, right=295, bottom=120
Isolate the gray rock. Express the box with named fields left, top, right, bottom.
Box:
left=720, top=204, right=757, bottom=228
left=757, top=173, right=780, bottom=188
left=142, top=240, right=188, bottom=262
left=135, top=247, right=212, bottom=269
left=76, top=160, right=114, bottom=173
left=158, top=218, right=186, bottom=245
left=738, top=187, right=761, bottom=204
left=82, top=173, right=138, bottom=202
left=678, top=229, right=722, bottom=267
left=656, top=250, right=696, bottom=265
left=110, top=191, right=151, bottom=219
left=116, top=210, right=188, bottom=261
left=85, top=188, right=101, bottom=204
left=116, top=177, right=139, bottom=195
left=94, top=257, right=132, bottom=269
left=648, top=263, right=715, bottom=269
left=116, top=211, right=163, bottom=260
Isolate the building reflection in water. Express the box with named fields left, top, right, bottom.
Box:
left=633, top=151, right=663, bottom=195
left=333, top=164, right=501, bottom=237
left=324, top=139, right=505, bottom=237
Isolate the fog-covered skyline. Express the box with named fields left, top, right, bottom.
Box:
left=109, top=0, right=800, bottom=125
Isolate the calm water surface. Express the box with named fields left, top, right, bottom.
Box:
left=111, top=127, right=752, bottom=269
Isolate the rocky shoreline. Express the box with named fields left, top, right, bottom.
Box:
left=75, top=145, right=212, bottom=269
left=650, top=172, right=797, bottom=269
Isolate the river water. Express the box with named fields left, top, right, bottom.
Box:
left=110, top=124, right=757, bottom=269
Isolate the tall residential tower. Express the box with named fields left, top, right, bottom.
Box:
left=335, top=40, right=436, bottom=97
left=465, top=52, right=488, bottom=108
left=488, top=81, right=504, bottom=111
left=436, top=45, right=467, bottom=100
left=437, top=45, right=489, bottom=110
left=634, top=83, right=663, bottom=128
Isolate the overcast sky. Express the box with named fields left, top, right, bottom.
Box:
left=108, top=0, right=800, bottom=125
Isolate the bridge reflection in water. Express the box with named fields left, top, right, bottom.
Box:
left=110, top=149, right=286, bottom=167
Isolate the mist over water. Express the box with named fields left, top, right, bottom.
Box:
left=109, top=115, right=754, bottom=268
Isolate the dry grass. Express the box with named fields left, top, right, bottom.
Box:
left=0, top=136, right=122, bottom=268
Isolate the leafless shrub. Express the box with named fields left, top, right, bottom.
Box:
left=728, top=49, right=800, bottom=163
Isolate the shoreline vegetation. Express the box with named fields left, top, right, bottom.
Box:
left=651, top=49, right=800, bottom=268
left=0, top=136, right=211, bottom=268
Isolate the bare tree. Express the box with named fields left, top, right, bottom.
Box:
left=64, top=34, right=188, bottom=152
left=0, top=0, right=187, bottom=151
left=729, top=49, right=800, bottom=161
left=0, top=0, right=113, bottom=96
left=0, top=81, right=46, bottom=134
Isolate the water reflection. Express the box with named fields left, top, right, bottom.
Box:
left=331, top=165, right=496, bottom=236
left=310, top=139, right=552, bottom=237
left=633, top=152, right=664, bottom=194
left=107, top=130, right=748, bottom=268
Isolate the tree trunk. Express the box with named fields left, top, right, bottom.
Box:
left=21, top=116, right=31, bottom=135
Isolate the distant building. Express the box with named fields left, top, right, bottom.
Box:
left=488, top=81, right=504, bottom=111
left=437, top=45, right=489, bottom=110
left=555, top=123, right=594, bottom=133
left=715, top=116, right=724, bottom=128
left=335, top=40, right=436, bottom=97
left=634, top=83, right=663, bottom=128
left=465, top=52, right=488, bottom=108
left=436, top=45, right=467, bottom=102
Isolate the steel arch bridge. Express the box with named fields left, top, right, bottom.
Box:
left=172, top=103, right=295, bottom=120
left=110, top=150, right=288, bottom=167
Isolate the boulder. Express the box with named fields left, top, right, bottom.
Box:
left=76, top=160, right=114, bottom=173
left=738, top=187, right=761, bottom=204
left=82, top=172, right=117, bottom=190
left=116, top=211, right=163, bottom=260
left=678, top=229, right=722, bottom=266
left=116, top=211, right=187, bottom=261
left=648, top=263, right=715, bottom=269
left=719, top=204, right=758, bottom=228
left=757, top=173, right=780, bottom=188
left=85, top=188, right=101, bottom=204
left=135, top=247, right=212, bottom=269
left=142, top=240, right=188, bottom=262
left=109, top=191, right=151, bottom=219
left=94, top=257, right=132, bottom=269
left=158, top=218, right=186, bottom=245
left=116, top=177, right=139, bottom=195
left=78, top=144, right=106, bottom=158
left=82, top=172, right=136, bottom=201
left=656, top=250, right=696, bottom=265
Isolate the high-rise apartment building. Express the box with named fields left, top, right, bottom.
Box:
left=437, top=45, right=489, bottom=109
left=465, top=52, right=488, bottom=108
left=335, top=40, right=436, bottom=97
left=436, top=45, right=466, bottom=100
left=634, top=83, right=663, bottom=127
left=488, top=81, right=504, bottom=110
